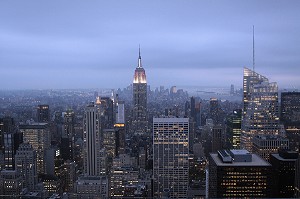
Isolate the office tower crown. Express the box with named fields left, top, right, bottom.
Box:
left=133, top=47, right=146, bottom=84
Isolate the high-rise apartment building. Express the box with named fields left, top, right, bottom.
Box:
left=241, top=67, right=281, bottom=151
left=37, top=105, right=50, bottom=123
left=153, top=117, right=189, bottom=198
left=208, top=149, right=272, bottom=198
left=132, top=48, right=147, bottom=135
left=20, top=122, right=50, bottom=174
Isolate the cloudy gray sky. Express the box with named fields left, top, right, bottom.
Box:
left=0, top=0, right=299, bottom=90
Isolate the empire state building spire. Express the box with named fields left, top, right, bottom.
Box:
left=133, top=47, right=146, bottom=84
left=138, top=45, right=142, bottom=68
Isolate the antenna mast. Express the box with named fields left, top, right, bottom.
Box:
left=253, top=25, right=255, bottom=72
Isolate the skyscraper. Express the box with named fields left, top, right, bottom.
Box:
left=37, top=105, right=50, bottom=123
left=15, top=142, right=37, bottom=191
left=132, top=48, right=147, bottom=135
left=20, top=122, right=50, bottom=174
left=208, top=149, right=272, bottom=198
left=153, top=117, right=189, bottom=199
left=241, top=67, right=281, bottom=151
left=83, top=99, right=102, bottom=176
left=252, top=134, right=289, bottom=161
left=61, top=110, right=75, bottom=161
left=226, top=109, right=242, bottom=149
left=280, top=92, right=300, bottom=151
left=270, top=150, right=299, bottom=198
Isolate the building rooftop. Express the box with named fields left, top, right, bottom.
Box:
left=230, top=149, right=250, bottom=155
left=254, top=134, right=289, bottom=140
left=210, top=152, right=271, bottom=167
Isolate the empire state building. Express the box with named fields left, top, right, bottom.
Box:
left=132, top=48, right=148, bottom=134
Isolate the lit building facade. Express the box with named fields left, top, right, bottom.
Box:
left=226, top=109, right=242, bottom=149
left=208, top=149, right=272, bottom=198
left=20, top=122, right=51, bottom=174
left=0, top=170, right=22, bottom=196
left=132, top=48, right=148, bottom=134
left=241, top=67, right=281, bottom=152
left=75, top=176, right=108, bottom=199
left=252, top=134, right=289, bottom=161
left=103, top=129, right=116, bottom=158
left=153, top=117, right=189, bottom=199
left=280, top=92, right=300, bottom=152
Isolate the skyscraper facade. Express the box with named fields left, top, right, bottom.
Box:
left=132, top=49, right=147, bottom=134
left=270, top=150, right=299, bottom=198
left=62, top=110, right=75, bottom=160
left=153, top=117, right=189, bottom=199
left=20, top=122, right=50, bottom=174
left=241, top=67, right=281, bottom=151
left=226, top=109, right=242, bottom=149
left=252, top=134, right=289, bottom=161
left=37, top=105, right=50, bottom=123
left=208, top=149, right=272, bottom=198
left=83, top=99, right=102, bottom=176
left=280, top=92, right=300, bottom=151
left=15, top=142, right=37, bottom=191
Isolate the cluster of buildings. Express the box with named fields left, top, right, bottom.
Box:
left=0, top=51, right=300, bottom=199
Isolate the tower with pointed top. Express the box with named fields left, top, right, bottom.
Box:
left=132, top=48, right=148, bottom=134
left=241, top=67, right=281, bottom=151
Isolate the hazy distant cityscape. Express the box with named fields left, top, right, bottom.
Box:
left=0, top=49, right=299, bottom=198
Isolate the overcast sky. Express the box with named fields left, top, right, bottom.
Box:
left=0, top=0, right=299, bottom=90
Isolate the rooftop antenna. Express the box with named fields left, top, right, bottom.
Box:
left=138, top=44, right=142, bottom=68
left=252, top=25, right=255, bottom=72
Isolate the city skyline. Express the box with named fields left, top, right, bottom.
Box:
left=1, top=1, right=300, bottom=89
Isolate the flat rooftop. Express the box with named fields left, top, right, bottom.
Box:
left=271, top=153, right=298, bottom=161
left=210, top=153, right=271, bottom=167
left=230, top=149, right=250, bottom=155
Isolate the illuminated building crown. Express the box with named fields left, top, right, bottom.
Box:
left=133, top=47, right=147, bottom=84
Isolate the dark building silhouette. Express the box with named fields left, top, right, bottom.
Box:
left=270, top=150, right=299, bottom=198
left=190, top=97, right=201, bottom=128
left=226, top=109, right=242, bottom=149
left=0, top=117, right=22, bottom=170
left=212, top=126, right=223, bottom=152
left=281, top=92, right=300, bottom=151
left=37, top=104, right=50, bottom=123
left=209, top=149, right=272, bottom=198
left=295, top=157, right=300, bottom=197
left=61, top=110, right=75, bottom=161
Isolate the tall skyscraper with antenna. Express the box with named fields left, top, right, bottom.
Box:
left=132, top=47, right=148, bottom=134
left=241, top=68, right=281, bottom=151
